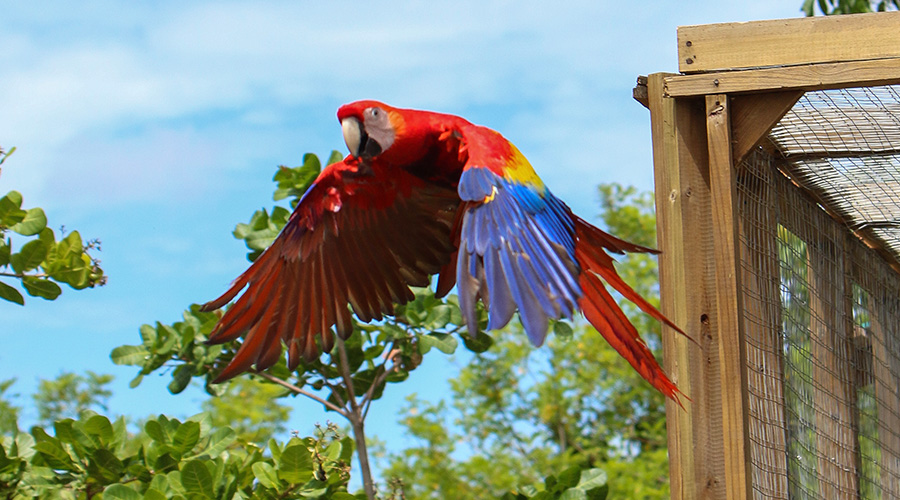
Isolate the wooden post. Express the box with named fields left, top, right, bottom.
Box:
left=648, top=73, right=725, bottom=500
left=706, top=94, right=753, bottom=500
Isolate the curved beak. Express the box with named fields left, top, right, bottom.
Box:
left=341, top=117, right=363, bottom=158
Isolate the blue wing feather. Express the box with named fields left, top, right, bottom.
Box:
left=457, top=166, right=581, bottom=344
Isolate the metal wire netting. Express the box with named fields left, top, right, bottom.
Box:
left=737, top=97, right=900, bottom=500
left=768, top=85, right=900, bottom=258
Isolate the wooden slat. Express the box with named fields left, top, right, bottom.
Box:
left=634, top=75, right=649, bottom=109
left=730, top=91, right=803, bottom=165
left=666, top=58, right=900, bottom=97
left=678, top=11, right=900, bottom=73
left=648, top=74, right=724, bottom=500
left=706, top=94, right=752, bottom=500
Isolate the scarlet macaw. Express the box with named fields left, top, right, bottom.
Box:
left=203, top=101, right=686, bottom=402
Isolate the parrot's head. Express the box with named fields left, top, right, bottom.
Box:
left=337, top=100, right=437, bottom=166
left=337, top=100, right=398, bottom=160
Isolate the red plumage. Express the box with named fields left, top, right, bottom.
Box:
left=203, top=100, right=688, bottom=403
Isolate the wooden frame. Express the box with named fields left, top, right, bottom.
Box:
left=640, top=11, right=900, bottom=500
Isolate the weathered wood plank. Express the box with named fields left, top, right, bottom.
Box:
left=634, top=75, right=649, bottom=109
left=706, top=94, right=752, bottom=500
left=678, top=11, right=900, bottom=73
left=648, top=74, right=723, bottom=500
left=666, top=58, right=900, bottom=97
left=730, top=91, right=803, bottom=165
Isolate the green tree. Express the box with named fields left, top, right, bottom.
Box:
left=201, top=376, right=292, bottom=445
left=32, top=371, right=114, bottom=427
left=112, top=152, right=496, bottom=500
left=0, top=379, right=20, bottom=435
left=379, top=184, right=666, bottom=499
left=0, top=146, right=106, bottom=305
left=802, top=0, right=898, bottom=14
left=1, top=148, right=356, bottom=499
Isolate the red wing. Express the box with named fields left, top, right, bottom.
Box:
left=202, top=158, right=460, bottom=382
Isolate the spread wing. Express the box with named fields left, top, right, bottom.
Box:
left=202, top=158, right=459, bottom=382
left=452, top=126, right=582, bottom=346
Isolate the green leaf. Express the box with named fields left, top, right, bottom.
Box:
left=180, top=460, right=214, bottom=498
left=103, top=484, right=143, bottom=500
left=557, top=466, right=581, bottom=489
left=0, top=238, right=9, bottom=267
left=84, top=415, right=114, bottom=444
left=201, top=427, right=236, bottom=457
left=110, top=345, right=149, bottom=365
left=34, top=440, right=75, bottom=470
left=277, top=444, right=313, bottom=484
left=328, top=493, right=359, bottom=500
left=252, top=461, right=281, bottom=489
left=9, top=238, right=48, bottom=273
left=0, top=280, right=24, bottom=305
left=21, top=276, right=62, bottom=300
left=553, top=320, right=574, bottom=340
left=0, top=191, right=26, bottom=227
left=11, top=207, right=47, bottom=236
left=559, top=489, right=588, bottom=500
left=576, top=468, right=608, bottom=491
left=327, top=150, right=344, bottom=165
left=140, top=324, right=158, bottom=347
left=418, top=332, right=458, bottom=355
left=89, top=448, right=124, bottom=483
left=462, top=330, right=493, bottom=353
left=142, top=489, right=168, bottom=500
left=168, top=364, right=193, bottom=394
left=172, top=421, right=201, bottom=455
left=144, top=419, right=169, bottom=444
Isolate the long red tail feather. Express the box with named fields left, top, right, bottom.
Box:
left=574, top=216, right=688, bottom=404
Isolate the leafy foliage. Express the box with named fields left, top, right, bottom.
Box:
left=201, top=377, right=293, bottom=446
left=0, top=147, right=106, bottom=305
left=801, top=0, right=899, bottom=14
left=33, top=371, right=114, bottom=428
left=0, top=379, right=20, bottom=435
left=0, top=411, right=357, bottom=499
left=111, top=152, right=499, bottom=499
left=8, top=146, right=666, bottom=499
left=379, top=183, right=669, bottom=499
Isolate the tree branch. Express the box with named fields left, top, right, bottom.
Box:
left=361, top=341, right=399, bottom=419
left=0, top=272, right=49, bottom=279
left=255, top=372, right=348, bottom=418
left=336, top=337, right=376, bottom=500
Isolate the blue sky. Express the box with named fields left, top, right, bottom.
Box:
left=2, top=0, right=800, bottom=470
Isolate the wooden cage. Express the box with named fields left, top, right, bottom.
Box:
left=638, top=11, right=900, bottom=500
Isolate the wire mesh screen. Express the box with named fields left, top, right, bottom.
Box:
left=768, top=85, right=900, bottom=260
left=737, top=144, right=900, bottom=500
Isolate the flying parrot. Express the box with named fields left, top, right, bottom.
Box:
left=202, top=100, right=687, bottom=402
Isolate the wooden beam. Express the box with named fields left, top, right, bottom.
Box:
left=706, top=94, right=753, bottom=500
left=678, top=11, right=900, bottom=73
left=730, top=91, right=803, bottom=165
left=665, top=58, right=900, bottom=97
left=634, top=75, right=649, bottom=109
left=648, top=74, right=724, bottom=500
